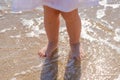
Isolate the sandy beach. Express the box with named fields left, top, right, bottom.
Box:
left=0, top=0, right=120, bottom=80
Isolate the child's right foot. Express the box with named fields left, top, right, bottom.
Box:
left=38, top=42, right=58, bottom=58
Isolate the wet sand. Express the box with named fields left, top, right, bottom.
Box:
left=0, top=0, right=120, bottom=80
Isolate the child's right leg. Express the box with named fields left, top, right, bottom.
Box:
left=38, top=6, right=60, bottom=58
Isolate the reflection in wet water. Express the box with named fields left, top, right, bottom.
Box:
left=40, top=49, right=59, bottom=80
left=40, top=49, right=81, bottom=80
left=64, top=57, right=81, bottom=80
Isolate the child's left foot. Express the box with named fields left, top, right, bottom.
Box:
left=69, top=43, right=83, bottom=60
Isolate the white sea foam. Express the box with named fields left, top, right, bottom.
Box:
left=96, top=0, right=119, bottom=30
left=114, top=75, right=120, bottom=80
left=26, top=31, right=39, bottom=37
left=81, top=18, right=97, bottom=42
left=0, top=27, right=16, bottom=33
left=97, top=0, right=120, bottom=20
left=21, top=18, right=34, bottom=28
left=96, top=9, right=105, bottom=19
left=10, top=35, right=21, bottom=38
left=60, top=27, right=65, bottom=32
left=20, top=17, right=44, bottom=37
left=35, top=17, right=44, bottom=25
left=114, top=28, right=120, bottom=42
left=13, top=64, right=42, bottom=77
left=0, top=28, right=11, bottom=33
left=107, top=4, right=120, bottom=9
left=99, top=0, right=120, bottom=9
left=38, top=29, right=46, bottom=34
left=10, top=77, right=17, bottom=80
left=98, top=38, right=120, bottom=53
left=10, top=63, right=42, bottom=80
left=10, top=11, right=22, bottom=14
left=100, top=19, right=113, bottom=30
left=31, top=64, right=43, bottom=70
left=81, top=18, right=120, bottom=53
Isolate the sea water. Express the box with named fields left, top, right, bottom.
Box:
left=0, top=0, right=120, bottom=80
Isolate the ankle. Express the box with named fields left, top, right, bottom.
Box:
left=70, top=42, right=80, bottom=46
left=69, top=40, right=80, bottom=45
left=70, top=42, right=80, bottom=52
left=48, top=41, right=58, bottom=47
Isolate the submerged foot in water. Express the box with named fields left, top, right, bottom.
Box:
left=38, top=41, right=58, bottom=58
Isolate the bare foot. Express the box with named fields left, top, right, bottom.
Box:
left=38, top=42, right=58, bottom=58
left=69, top=42, right=83, bottom=60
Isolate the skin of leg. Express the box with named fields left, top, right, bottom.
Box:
left=38, top=6, right=60, bottom=57
left=44, top=6, right=60, bottom=43
left=61, top=9, right=82, bottom=60
left=61, top=9, right=81, bottom=44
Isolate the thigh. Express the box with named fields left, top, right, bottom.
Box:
left=44, top=6, right=60, bottom=23
left=61, top=9, right=80, bottom=23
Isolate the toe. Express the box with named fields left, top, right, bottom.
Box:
left=38, top=52, right=42, bottom=57
left=38, top=51, right=44, bottom=57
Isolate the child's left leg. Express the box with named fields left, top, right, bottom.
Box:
left=61, top=9, right=83, bottom=60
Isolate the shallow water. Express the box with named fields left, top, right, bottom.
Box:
left=0, top=0, right=120, bottom=80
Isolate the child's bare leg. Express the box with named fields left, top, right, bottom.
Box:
left=61, top=9, right=82, bottom=60
left=38, top=6, right=60, bottom=58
